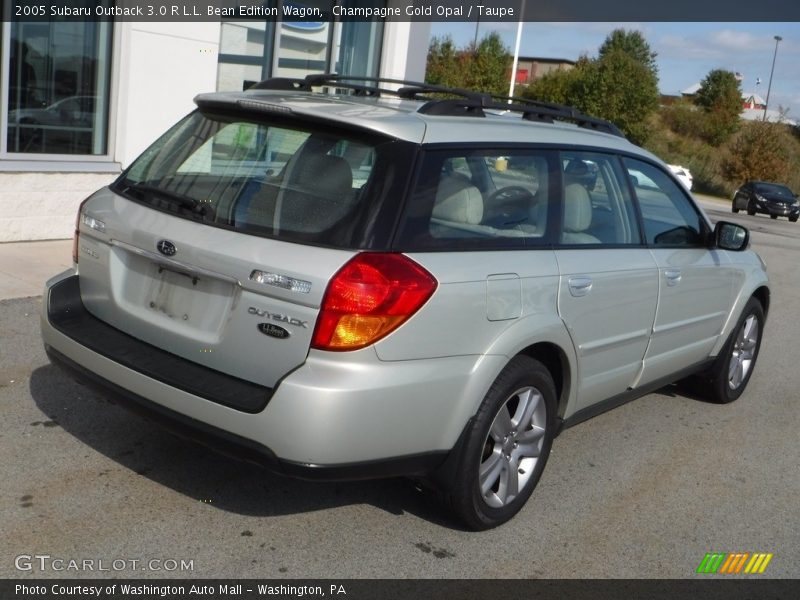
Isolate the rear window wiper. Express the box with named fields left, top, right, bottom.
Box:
left=121, top=181, right=213, bottom=217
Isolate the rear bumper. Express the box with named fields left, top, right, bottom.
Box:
left=47, top=275, right=272, bottom=413
left=44, top=345, right=446, bottom=481
left=41, top=270, right=500, bottom=478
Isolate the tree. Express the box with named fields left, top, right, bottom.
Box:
left=425, top=32, right=511, bottom=97
left=584, top=50, right=659, bottom=144
left=464, top=32, right=513, bottom=97
left=598, top=29, right=658, bottom=76
left=522, top=48, right=659, bottom=145
left=425, top=36, right=459, bottom=89
left=695, top=69, right=742, bottom=145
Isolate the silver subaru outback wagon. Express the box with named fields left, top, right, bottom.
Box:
left=41, top=75, right=769, bottom=529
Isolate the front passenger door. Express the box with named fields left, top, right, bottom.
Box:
left=624, top=158, right=734, bottom=386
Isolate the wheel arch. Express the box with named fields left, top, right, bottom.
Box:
left=711, top=276, right=770, bottom=357
left=517, top=342, right=572, bottom=421
left=752, top=285, right=770, bottom=318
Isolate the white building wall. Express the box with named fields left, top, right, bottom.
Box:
left=379, top=20, right=430, bottom=82
left=114, top=22, right=221, bottom=167
left=0, top=172, right=120, bottom=241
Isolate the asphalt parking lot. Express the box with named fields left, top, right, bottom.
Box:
left=1, top=195, right=799, bottom=579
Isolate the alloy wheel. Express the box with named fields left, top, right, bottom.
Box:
left=479, top=386, right=547, bottom=508
left=728, top=314, right=759, bottom=390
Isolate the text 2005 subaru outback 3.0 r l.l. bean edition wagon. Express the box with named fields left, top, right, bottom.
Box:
left=41, top=75, right=769, bottom=529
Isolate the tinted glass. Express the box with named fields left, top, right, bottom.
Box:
left=217, top=7, right=384, bottom=92
left=115, top=111, right=408, bottom=249
left=558, top=152, right=641, bottom=246
left=625, top=158, right=706, bottom=246
left=754, top=183, right=793, bottom=197
left=335, top=2, right=384, bottom=78
left=396, top=148, right=558, bottom=250
left=7, top=20, right=112, bottom=155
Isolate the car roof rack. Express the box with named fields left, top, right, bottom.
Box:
left=252, top=73, right=488, bottom=102
left=251, top=74, right=624, bottom=138
left=485, top=94, right=625, bottom=137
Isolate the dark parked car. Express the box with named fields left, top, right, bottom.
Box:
left=732, top=181, right=800, bottom=222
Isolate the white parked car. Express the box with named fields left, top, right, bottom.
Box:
left=668, top=164, right=693, bottom=190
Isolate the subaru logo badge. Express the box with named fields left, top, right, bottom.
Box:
left=156, top=240, right=177, bottom=256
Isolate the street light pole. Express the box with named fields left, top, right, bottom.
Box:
left=763, top=35, right=782, bottom=121
left=507, top=0, right=526, bottom=100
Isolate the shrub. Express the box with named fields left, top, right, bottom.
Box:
left=723, top=121, right=791, bottom=185
left=425, top=33, right=511, bottom=97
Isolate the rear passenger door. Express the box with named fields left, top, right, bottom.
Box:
left=554, top=152, right=659, bottom=410
left=624, top=158, right=734, bottom=385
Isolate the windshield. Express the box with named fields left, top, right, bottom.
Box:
left=113, top=110, right=409, bottom=249
left=754, top=183, right=794, bottom=197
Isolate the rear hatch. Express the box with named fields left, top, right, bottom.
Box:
left=74, top=104, right=414, bottom=391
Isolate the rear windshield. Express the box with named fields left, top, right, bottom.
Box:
left=113, top=110, right=412, bottom=249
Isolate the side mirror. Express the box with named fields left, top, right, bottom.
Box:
left=714, top=221, right=749, bottom=251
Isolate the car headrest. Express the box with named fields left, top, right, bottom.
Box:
left=291, top=154, right=353, bottom=199
left=433, top=173, right=484, bottom=225
left=563, top=183, right=592, bottom=232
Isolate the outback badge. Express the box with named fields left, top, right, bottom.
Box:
left=258, top=323, right=290, bottom=339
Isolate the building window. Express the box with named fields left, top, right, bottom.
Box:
left=5, top=20, right=112, bottom=156
left=217, top=20, right=276, bottom=92
left=217, top=0, right=384, bottom=92
left=334, top=5, right=383, bottom=79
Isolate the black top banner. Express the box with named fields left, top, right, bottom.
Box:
left=4, top=0, right=800, bottom=22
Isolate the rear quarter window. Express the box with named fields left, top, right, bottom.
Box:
left=395, top=148, right=559, bottom=251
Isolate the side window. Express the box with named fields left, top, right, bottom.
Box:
left=624, top=158, right=705, bottom=246
left=558, top=152, right=641, bottom=246
left=395, top=149, right=557, bottom=250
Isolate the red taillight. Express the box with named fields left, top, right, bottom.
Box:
left=72, top=196, right=93, bottom=264
left=72, top=210, right=81, bottom=264
left=311, top=253, right=437, bottom=351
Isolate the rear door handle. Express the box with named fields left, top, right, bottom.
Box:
left=665, top=269, right=682, bottom=286
left=568, top=276, right=593, bottom=297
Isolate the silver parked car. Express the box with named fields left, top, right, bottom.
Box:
left=41, top=75, right=769, bottom=529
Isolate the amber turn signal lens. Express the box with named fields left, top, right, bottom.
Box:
left=311, top=253, right=437, bottom=351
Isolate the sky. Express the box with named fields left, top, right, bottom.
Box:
left=429, top=22, right=800, bottom=117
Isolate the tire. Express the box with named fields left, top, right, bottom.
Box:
left=790, top=216, right=798, bottom=223
left=746, top=200, right=756, bottom=216
left=770, top=214, right=778, bottom=220
left=731, top=203, right=739, bottom=214
left=706, top=298, right=764, bottom=404
left=445, top=356, right=556, bottom=530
